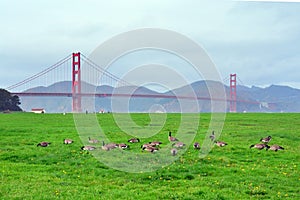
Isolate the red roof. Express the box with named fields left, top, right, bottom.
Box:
left=31, top=108, right=45, bottom=111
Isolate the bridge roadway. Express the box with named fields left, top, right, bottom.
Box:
left=12, top=92, right=260, bottom=104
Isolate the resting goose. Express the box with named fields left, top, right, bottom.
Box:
left=260, top=136, right=272, bottom=144
left=101, top=141, right=118, bottom=151
left=215, top=141, right=227, bottom=147
left=37, top=142, right=51, bottom=147
left=266, top=144, right=284, bottom=151
left=250, top=143, right=269, bottom=150
left=63, top=139, right=73, bottom=144
left=81, top=146, right=96, bottom=151
left=142, top=146, right=158, bottom=153
left=88, top=137, right=99, bottom=144
left=168, top=131, right=178, bottom=142
left=172, top=141, right=185, bottom=148
left=193, top=142, right=201, bottom=149
left=141, top=143, right=156, bottom=149
left=118, top=143, right=129, bottom=149
left=171, top=148, right=178, bottom=156
left=149, top=141, right=162, bottom=146
left=128, top=138, right=140, bottom=143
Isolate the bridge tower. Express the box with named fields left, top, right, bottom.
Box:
left=72, top=52, right=82, bottom=112
left=229, top=74, right=237, bottom=113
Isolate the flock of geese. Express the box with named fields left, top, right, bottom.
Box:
left=36, top=132, right=284, bottom=155
left=250, top=136, right=285, bottom=151
left=36, top=131, right=229, bottom=156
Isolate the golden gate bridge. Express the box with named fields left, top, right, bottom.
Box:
left=6, top=52, right=262, bottom=113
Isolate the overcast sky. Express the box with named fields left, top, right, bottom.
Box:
left=1, top=0, right=300, bottom=91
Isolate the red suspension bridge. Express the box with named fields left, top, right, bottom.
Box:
left=6, top=52, right=263, bottom=113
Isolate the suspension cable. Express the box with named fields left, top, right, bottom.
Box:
left=6, top=54, right=72, bottom=91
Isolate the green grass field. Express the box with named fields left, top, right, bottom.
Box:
left=0, top=113, right=299, bottom=199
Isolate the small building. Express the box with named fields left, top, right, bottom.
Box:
left=31, top=108, right=45, bottom=114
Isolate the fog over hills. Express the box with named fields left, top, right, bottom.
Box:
left=19, top=81, right=300, bottom=113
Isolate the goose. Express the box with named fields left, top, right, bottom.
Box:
left=63, top=139, right=73, bottom=144
left=107, top=143, right=118, bottom=149
left=172, top=141, right=185, bottom=148
left=171, top=148, right=178, bottom=156
left=128, top=138, right=140, bottom=143
left=249, top=143, right=269, bottom=150
left=260, top=136, right=272, bottom=143
left=118, top=143, right=129, bottom=149
left=141, top=143, right=156, bottom=149
left=101, top=143, right=110, bottom=151
left=149, top=141, right=162, bottom=146
left=193, top=142, right=201, bottom=149
left=215, top=141, right=227, bottom=147
left=168, top=131, right=178, bottom=142
left=101, top=141, right=118, bottom=151
left=88, top=137, right=99, bottom=144
left=37, top=142, right=51, bottom=147
left=81, top=146, right=96, bottom=151
left=142, top=146, right=158, bottom=153
left=266, top=144, right=284, bottom=151
left=209, top=131, right=215, bottom=141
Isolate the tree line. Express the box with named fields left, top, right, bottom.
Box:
left=0, top=89, right=22, bottom=112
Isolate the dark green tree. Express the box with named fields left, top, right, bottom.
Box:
left=0, top=89, right=22, bottom=112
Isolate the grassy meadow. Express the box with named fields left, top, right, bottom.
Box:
left=0, top=112, right=299, bottom=199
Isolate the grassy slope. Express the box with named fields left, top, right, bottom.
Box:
left=0, top=113, right=299, bottom=199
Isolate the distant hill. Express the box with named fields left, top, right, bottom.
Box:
left=18, top=81, right=300, bottom=113
left=236, top=84, right=300, bottom=112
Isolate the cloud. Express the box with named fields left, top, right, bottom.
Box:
left=0, top=0, right=300, bottom=90
left=237, top=0, right=300, bottom=2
